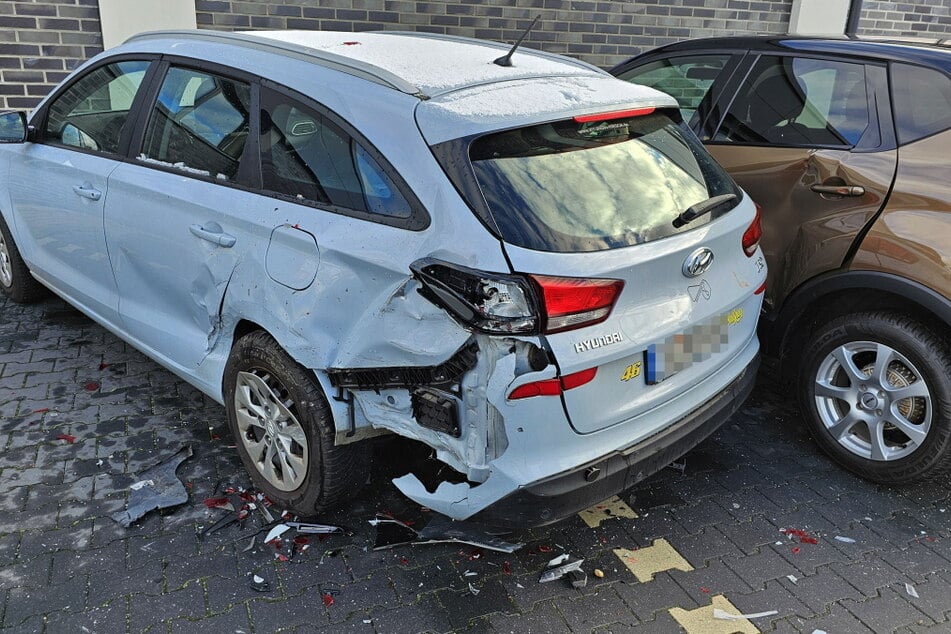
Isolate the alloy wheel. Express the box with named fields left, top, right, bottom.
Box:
left=233, top=369, right=308, bottom=491
left=0, top=232, right=12, bottom=288
left=814, top=340, right=932, bottom=461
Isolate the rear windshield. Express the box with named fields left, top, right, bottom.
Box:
left=468, top=111, right=739, bottom=252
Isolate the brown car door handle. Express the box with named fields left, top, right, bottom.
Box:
left=810, top=184, right=865, bottom=197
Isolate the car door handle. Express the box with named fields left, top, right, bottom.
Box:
left=810, top=184, right=865, bottom=197
left=189, top=223, right=236, bottom=248
left=72, top=184, right=102, bottom=201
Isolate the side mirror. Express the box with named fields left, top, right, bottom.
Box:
left=0, top=111, right=28, bottom=143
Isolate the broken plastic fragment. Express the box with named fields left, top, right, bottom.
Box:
left=713, top=608, right=779, bottom=620
left=242, top=536, right=256, bottom=553
left=834, top=536, right=856, bottom=543
left=548, top=554, right=569, bottom=567
left=539, top=558, right=585, bottom=584
left=780, top=528, right=818, bottom=544
left=667, top=459, right=687, bottom=473
left=111, top=446, right=193, bottom=528
left=905, top=582, right=919, bottom=598
left=567, top=569, right=587, bottom=588
left=371, top=514, right=522, bottom=553
left=468, top=583, right=480, bottom=596
left=249, top=573, right=270, bottom=592
left=502, top=561, right=513, bottom=575
left=264, top=524, right=291, bottom=544
left=786, top=574, right=798, bottom=584
left=84, top=381, right=100, bottom=391
left=285, top=521, right=346, bottom=535
left=321, top=593, right=335, bottom=606
left=55, top=434, right=76, bottom=444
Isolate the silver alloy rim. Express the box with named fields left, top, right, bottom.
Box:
left=0, top=232, right=12, bottom=288
left=234, top=370, right=308, bottom=491
left=814, top=340, right=932, bottom=462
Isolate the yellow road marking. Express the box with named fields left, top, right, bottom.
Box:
left=613, top=538, right=693, bottom=582
left=578, top=495, right=638, bottom=528
left=669, top=595, right=759, bottom=634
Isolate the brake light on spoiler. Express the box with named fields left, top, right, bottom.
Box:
left=573, top=107, right=655, bottom=123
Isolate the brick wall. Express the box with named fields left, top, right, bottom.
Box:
left=0, top=0, right=103, bottom=111
left=194, top=0, right=793, bottom=70
left=859, top=0, right=951, bottom=37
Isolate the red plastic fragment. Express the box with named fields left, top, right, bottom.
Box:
left=32, top=408, right=50, bottom=414
left=502, top=561, right=512, bottom=575
left=293, top=536, right=310, bottom=546
left=538, top=545, right=553, bottom=553
left=322, top=593, right=335, bottom=606
left=342, top=41, right=360, bottom=46
left=791, top=546, right=801, bottom=554
left=84, top=381, right=100, bottom=391
left=55, top=434, right=76, bottom=444
left=276, top=553, right=289, bottom=562
left=781, top=528, right=818, bottom=545
left=203, top=497, right=231, bottom=509
left=468, top=548, right=483, bottom=560
left=399, top=556, right=409, bottom=566
left=98, top=363, right=110, bottom=370
left=700, top=587, right=710, bottom=594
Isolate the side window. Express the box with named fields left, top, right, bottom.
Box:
left=891, top=64, right=951, bottom=144
left=44, top=60, right=150, bottom=154
left=716, top=56, right=870, bottom=147
left=617, top=55, right=731, bottom=124
left=140, top=67, right=251, bottom=181
left=259, top=87, right=412, bottom=218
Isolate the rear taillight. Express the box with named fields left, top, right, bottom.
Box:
left=508, top=367, right=597, bottom=400
left=411, top=259, right=538, bottom=334
left=530, top=275, right=624, bottom=334
left=742, top=203, right=763, bottom=257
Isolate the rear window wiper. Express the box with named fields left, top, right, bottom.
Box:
left=672, top=193, right=737, bottom=228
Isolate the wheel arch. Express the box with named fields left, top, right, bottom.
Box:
left=764, top=270, right=951, bottom=382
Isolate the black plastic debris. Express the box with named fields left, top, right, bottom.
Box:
left=370, top=514, right=522, bottom=553
left=538, top=557, right=585, bottom=585
left=248, top=572, right=271, bottom=592
left=111, top=445, right=193, bottom=527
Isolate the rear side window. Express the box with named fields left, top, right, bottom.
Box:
left=141, top=67, right=251, bottom=181
left=616, top=55, right=731, bottom=125
left=45, top=60, right=150, bottom=154
left=716, top=56, right=870, bottom=147
left=891, top=64, right=951, bottom=144
left=259, top=87, right=412, bottom=218
left=468, top=111, right=739, bottom=253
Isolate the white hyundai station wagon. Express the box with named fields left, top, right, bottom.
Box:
left=0, top=30, right=766, bottom=526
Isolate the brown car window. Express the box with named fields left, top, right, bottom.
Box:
left=716, top=56, right=870, bottom=147
left=140, top=67, right=251, bottom=182
left=617, top=54, right=731, bottom=126
left=891, top=64, right=951, bottom=144
left=44, top=61, right=150, bottom=155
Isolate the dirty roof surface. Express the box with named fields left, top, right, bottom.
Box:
left=242, top=30, right=605, bottom=96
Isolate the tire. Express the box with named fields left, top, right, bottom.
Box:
left=223, top=331, right=368, bottom=516
left=0, top=212, right=44, bottom=303
left=797, top=311, right=951, bottom=484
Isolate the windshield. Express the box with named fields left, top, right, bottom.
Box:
left=468, top=111, right=739, bottom=252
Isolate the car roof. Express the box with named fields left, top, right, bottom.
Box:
left=622, top=35, right=951, bottom=72
left=127, top=29, right=608, bottom=99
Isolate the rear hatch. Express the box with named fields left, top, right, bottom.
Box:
left=460, top=109, right=765, bottom=433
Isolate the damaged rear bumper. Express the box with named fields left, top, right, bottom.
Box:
left=468, top=353, right=760, bottom=527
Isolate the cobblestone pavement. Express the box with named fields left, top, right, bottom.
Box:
left=2, top=296, right=951, bottom=634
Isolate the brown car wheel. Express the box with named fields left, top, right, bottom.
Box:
left=0, top=213, right=44, bottom=303
left=223, top=331, right=369, bottom=515
left=798, top=311, right=951, bottom=483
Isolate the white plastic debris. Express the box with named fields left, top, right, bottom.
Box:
left=786, top=574, right=798, bottom=584
left=463, top=570, right=478, bottom=577
left=732, top=503, right=741, bottom=509
left=811, top=630, right=828, bottom=634
left=713, top=608, right=779, bottom=621
left=468, top=583, right=480, bottom=596
left=547, top=553, right=569, bottom=567
left=905, top=582, right=920, bottom=598
left=252, top=575, right=265, bottom=584
left=834, top=536, right=856, bottom=543
left=363, top=619, right=372, bottom=625
left=129, top=479, right=154, bottom=491
left=264, top=524, right=290, bottom=544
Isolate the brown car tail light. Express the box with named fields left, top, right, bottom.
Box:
left=742, top=203, right=763, bottom=257
left=508, top=367, right=598, bottom=400
left=530, top=275, right=624, bottom=334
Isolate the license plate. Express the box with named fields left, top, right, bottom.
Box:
left=645, top=318, right=731, bottom=384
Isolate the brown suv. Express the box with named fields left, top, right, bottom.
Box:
left=613, top=37, right=951, bottom=484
